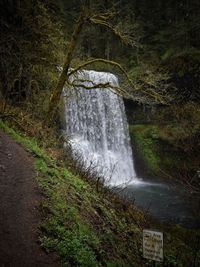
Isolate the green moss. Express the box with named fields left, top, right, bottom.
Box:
left=129, top=123, right=188, bottom=179
left=129, top=125, right=161, bottom=175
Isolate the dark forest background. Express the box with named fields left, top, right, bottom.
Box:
left=1, top=0, right=200, bottom=104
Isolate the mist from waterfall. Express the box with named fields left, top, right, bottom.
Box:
left=63, top=70, right=137, bottom=186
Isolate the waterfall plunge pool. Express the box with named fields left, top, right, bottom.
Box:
left=115, top=179, right=200, bottom=228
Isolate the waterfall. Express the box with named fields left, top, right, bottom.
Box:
left=63, top=70, right=137, bottom=186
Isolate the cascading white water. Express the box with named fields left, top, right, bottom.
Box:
left=63, top=70, right=137, bottom=186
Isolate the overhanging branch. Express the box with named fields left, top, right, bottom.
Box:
left=67, top=80, right=126, bottom=96
left=89, top=17, right=131, bottom=46
left=68, top=58, right=136, bottom=91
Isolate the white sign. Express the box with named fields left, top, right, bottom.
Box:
left=143, top=229, right=163, bottom=262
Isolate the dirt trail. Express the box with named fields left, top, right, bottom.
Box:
left=0, top=129, right=58, bottom=267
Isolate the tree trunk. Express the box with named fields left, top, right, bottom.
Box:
left=46, top=11, right=85, bottom=123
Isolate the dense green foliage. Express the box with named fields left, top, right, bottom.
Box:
left=67, top=0, right=200, bottom=103
left=126, top=0, right=200, bottom=102
left=0, top=0, right=65, bottom=115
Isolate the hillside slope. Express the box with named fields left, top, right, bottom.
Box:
left=0, top=121, right=145, bottom=267
left=0, top=119, right=199, bottom=267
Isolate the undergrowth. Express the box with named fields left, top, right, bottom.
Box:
left=1, top=118, right=200, bottom=267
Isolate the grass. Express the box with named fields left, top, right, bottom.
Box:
left=1, top=118, right=200, bottom=267
left=0, top=120, right=49, bottom=160
left=35, top=158, right=100, bottom=267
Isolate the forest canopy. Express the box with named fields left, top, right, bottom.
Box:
left=0, top=0, right=199, bottom=115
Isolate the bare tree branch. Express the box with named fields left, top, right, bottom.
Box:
left=68, top=80, right=125, bottom=96
left=89, top=17, right=132, bottom=46
left=68, top=58, right=136, bottom=91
